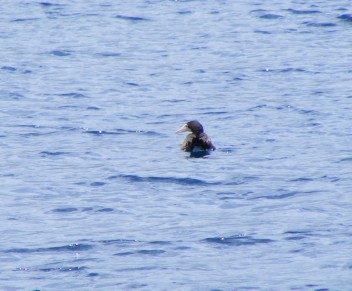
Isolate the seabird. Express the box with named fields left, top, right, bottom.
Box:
left=176, top=120, right=216, bottom=154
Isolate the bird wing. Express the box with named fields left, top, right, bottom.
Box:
left=181, top=134, right=195, bottom=152
left=198, top=133, right=216, bottom=150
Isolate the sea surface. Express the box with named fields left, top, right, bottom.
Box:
left=1, top=0, right=352, bottom=290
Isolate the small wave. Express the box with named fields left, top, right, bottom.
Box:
left=201, top=111, right=228, bottom=115
left=337, top=14, right=352, bottom=22
left=113, top=174, right=212, bottom=186
left=290, top=177, right=314, bottom=182
left=1, top=66, right=16, bottom=71
left=137, top=249, right=165, bottom=255
left=90, top=181, right=106, bottom=187
left=115, top=15, right=149, bottom=21
left=340, top=157, right=352, bottom=162
left=286, top=9, right=321, bottom=14
left=100, top=239, right=138, bottom=246
left=6, top=243, right=93, bottom=253
left=254, top=30, right=271, bottom=34
left=303, top=21, right=337, bottom=27
left=279, top=68, right=306, bottom=73
left=58, top=92, right=87, bottom=98
left=259, top=67, right=312, bottom=74
left=40, top=151, right=68, bottom=156
left=248, top=104, right=267, bottom=111
left=39, top=266, right=87, bottom=272
left=12, top=18, right=40, bottom=22
left=95, top=52, right=121, bottom=57
left=148, top=240, right=172, bottom=246
left=125, top=82, right=139, bottom=86
left=39, top=2, right=64, bottom=7
left=50, top=50, right=72, bottom=56
left=204, top=235, right=274, bottom=246
left=97, top=208, right=114, bottom=212
left=259, top=14, right=284, bottom=20
left=52, top=207, right=78, bottom=213
left=84, top=129, right=159, bottom=136
left=177, top=10, right=193, bottom=15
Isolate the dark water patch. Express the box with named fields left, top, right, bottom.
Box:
left=22, top=131, right=57, bottom=137
left=96, top=52, right=121, bottom=57
left=339, top=157, right=352, bottom=162
left=100, top=239, right=138, bottom=246
left=337, top=14, right=352, bottom=22
left=195, top=69, right=206, bottom=73
left=200, top=111, right=228, bottom=115
left=87, top=106, right=100, bottom=110
left=125, top=82, right=139, bottom=86
left=252, top=191, right=302, bottom=200
left=280, top=68, right=307, bottom=73
left=111, top=174, right=213, bottom=186
left=4, top=92, right=24, bottom=100
left=96, top=208, right=114, bottom=212
left=189, top=150, right=211, bottom=159
left=254, top=30, right=272, bottom=34
left=284, top=230, right=312, bottom=237
left=17, top=124, right=42, bottom=128
left=6, top=243, right=93, bottom=253
left=148, top=241, right=172, bottom=246
left=52, top=207, right=78, bottom=213
left=259, top=68, right=308, bottom=73
left=39, top=266, right=87, bottom=272
left=204, top=235, right=274, bottom=246
left=50, top=207, right=113, bottom=213
left=320, top=175, right=340, bottom=182
left=115, top=251, right=135, bottom=256
left=90, top=181, right=106, bottom=187
left=248, top=104, right=268, bottom=111
left=115, top=15, right=149, bottom=21
left=297, top=109, right=321, bottom=115
left=259, top=14, right=284, bottom=20
left=137, top=249, right=165, bottom=255
left=303, top=22, right=337, bottom=27
left=12, top=18, right=40, bottom=22
left=224, top=176, right=258, bottom=186
left=88, top=272, right=99, bottom=277
left=218, top=147, right=236, bottom=153
left=58, top=92, right=87, bottom=98
left=50, top=50, right=72, bottom=56
left=1, top=66, right=16, bottom=71
left=285, top=236, right=305, bottom=241
left=177, top=10, right=193, bottom=15
left=286, top=9, right=321, bottom=14
left=290, top=177, right=314, bottom=182
left=39, top=2, right=64, bottom=7
left=40, top=151, right=69, bottom=156
left=118, top=266, right=158, bottom=272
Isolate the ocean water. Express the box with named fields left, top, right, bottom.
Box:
left=1, top=0, right=352, bottom=290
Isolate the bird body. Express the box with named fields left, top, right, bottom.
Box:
left=176, top=120, right=215, bottom=154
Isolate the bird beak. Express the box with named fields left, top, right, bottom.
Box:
left=175, top=124, right=190, bottom=134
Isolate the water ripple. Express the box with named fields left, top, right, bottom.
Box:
left=337, top=14, right=352, bottom=22
left=115, top=15, right=150, bottom=21
left=110, top=174, right=212, bottom=186
left=5, top=243, right=94, bottom=253
left=286, top=9, right=321, bottom=14
left=204, top=235, right=274, bottom=246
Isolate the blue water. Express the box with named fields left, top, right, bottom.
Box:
left=1, top=0, right=352, bottom=290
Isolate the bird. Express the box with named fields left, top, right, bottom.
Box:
left=176, top=120, right=215, bottom=154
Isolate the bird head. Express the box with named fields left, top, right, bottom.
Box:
left=176, top=120, right=204, bottom=136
